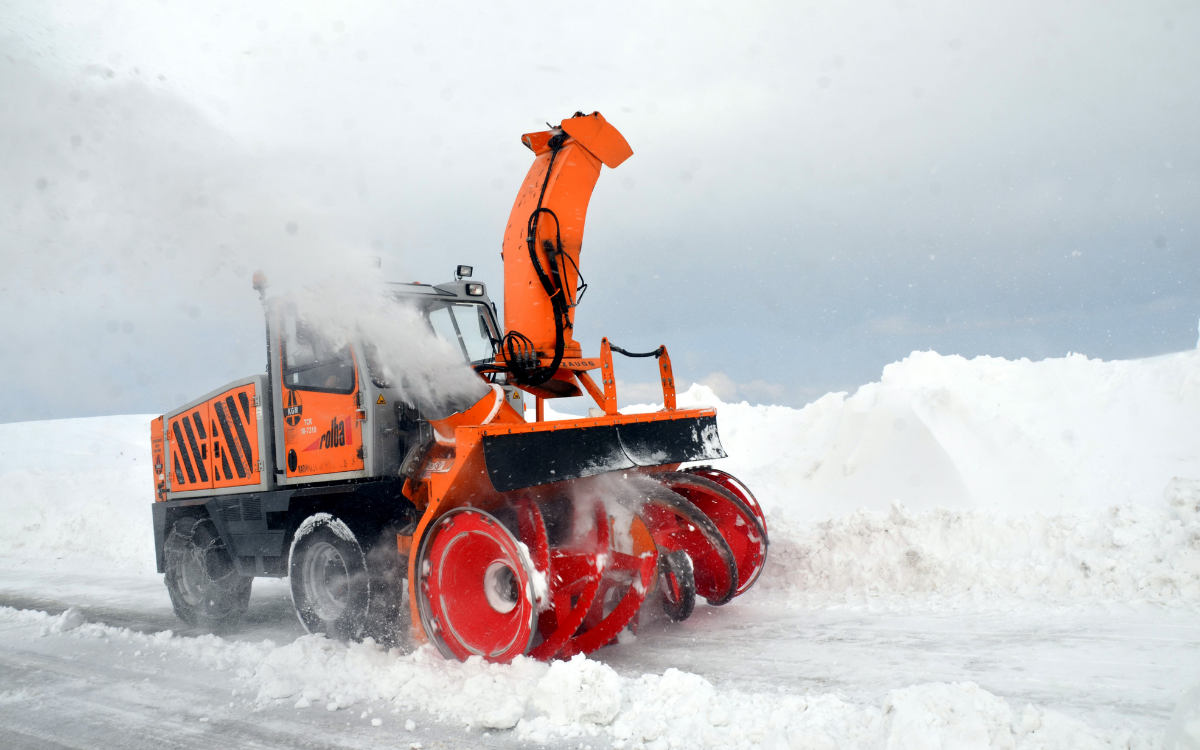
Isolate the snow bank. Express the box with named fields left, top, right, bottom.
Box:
left=640, top=349, right=1200, bottom=519
left=626, top=349, right=1199, bottom=608
left=0, top=415, right=156, bottom=571
left=1, top=606, right=1161, bottom=750
left=757, top=501, right=1200, bottom=608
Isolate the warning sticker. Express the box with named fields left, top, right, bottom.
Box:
left=376, top=394, right=386, bottom=405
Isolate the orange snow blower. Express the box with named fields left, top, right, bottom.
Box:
left=149, top=112, right=767, bottom=663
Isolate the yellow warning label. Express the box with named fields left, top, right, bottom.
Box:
left=376, top=394, right=386, bottom=405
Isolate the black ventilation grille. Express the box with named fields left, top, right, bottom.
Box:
left=241, top=496, right=263, bottom=521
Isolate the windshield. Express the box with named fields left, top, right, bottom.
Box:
left=425, top=302, right=499, bottom=365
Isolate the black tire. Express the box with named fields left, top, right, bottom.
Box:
left=164, top=516, right=252, bottom=631
left=658, top=549, right=696, bottom=622
left=289, top=514, right=371, bottom=640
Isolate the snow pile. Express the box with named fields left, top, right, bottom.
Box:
left=0, top=414, right=156, bottom=571
left=532, top=654, right=622, bottom=726
left=758, top=500, right=1200, bottom=607
left=649, top=349, right=1200, bottom=519
left=878, top=681, right=1141, bottom=750
left=1, top=605, right=1160, bottom=749
left=39, top=605, right=87, bottom=635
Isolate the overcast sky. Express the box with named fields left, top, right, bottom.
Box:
left=2, top=0, right=1197, bottom=422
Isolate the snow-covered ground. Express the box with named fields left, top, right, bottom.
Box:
left=2, top=349, right=1200, bottom=749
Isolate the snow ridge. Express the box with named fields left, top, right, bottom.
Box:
left=0, top=606, right=1160, bottom=750
left=759, top=500, right=1200, bottom=609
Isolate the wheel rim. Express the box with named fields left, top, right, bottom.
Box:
left=303, top=541, right=351, bottom=622
left=417, top=509, right=536, bottom=662
left=178, top=548, right=208, bottom=606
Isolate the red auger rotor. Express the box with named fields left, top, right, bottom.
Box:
left=414, top=470, right=767, bottom=663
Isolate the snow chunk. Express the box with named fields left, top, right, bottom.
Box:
left=41, top=606, right=86, bottom=635
left=531, top=654, right=621, bottom=726
left=1167, top=682, right=1200, bottom=750
left=880, top=682, right=1015, bottom=749
left=1166, top=478, right=1200, bottom=525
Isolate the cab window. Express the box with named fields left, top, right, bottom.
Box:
left=427, top=303, right=498, bottom=364
left=280, top=313, right=356, bottom=394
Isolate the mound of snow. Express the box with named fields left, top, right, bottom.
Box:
left=0, top=414, right=156, bottom=571
left=758, top=500, right=1200, bottom=607
left=647, top=349, right=1200, bottom=519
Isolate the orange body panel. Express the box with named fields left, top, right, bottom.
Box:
left=166, top=404, right=213, bottom=491
left=207, top=383, right=262, bottom=489
left=281, top=385, right=363, bottom=477
left=278, top=329, right=365, bottom=478
left=502, top=112, right=631, bottom=360
left=151, top=416, right=167, bottom=500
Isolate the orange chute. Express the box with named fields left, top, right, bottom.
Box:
left=501, top=112, right=632, bottom=360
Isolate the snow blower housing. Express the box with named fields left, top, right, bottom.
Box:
left=150, top=112, right=768, bottom=661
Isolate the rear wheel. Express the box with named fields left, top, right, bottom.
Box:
left=164, top=516, right=252, bottom=631
left=289, top=514, right=370, bottom=640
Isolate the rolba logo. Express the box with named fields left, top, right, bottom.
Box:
left=319, top=417, right=346, bottom=450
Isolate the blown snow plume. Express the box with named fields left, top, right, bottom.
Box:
left=278, top=276, right=489, bottom=420
left=0, top=53, right=412, bottom=422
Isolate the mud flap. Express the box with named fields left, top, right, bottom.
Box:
left=482, top=415, right=726, bottom=493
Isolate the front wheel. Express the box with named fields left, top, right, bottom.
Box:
left=164, top=516, right=252, bottom=631
left=289, top=514, right=370, bottom=640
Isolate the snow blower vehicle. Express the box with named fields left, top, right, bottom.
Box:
left=149, top=111, right=768, bottom=662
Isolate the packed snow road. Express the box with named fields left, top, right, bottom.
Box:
left=1, top=573, right=1196, bottom=749
left=3, top=349, right=1200, bottom=748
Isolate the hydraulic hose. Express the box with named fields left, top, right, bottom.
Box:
left=502, top=131, right=571, bottom=387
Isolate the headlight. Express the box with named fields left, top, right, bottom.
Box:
left=466, top=283, right=485, bottom=296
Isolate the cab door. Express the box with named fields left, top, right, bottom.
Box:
left=167, top=405, right=212, bottom=491
left=277, top=309, right=365, bottom=479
